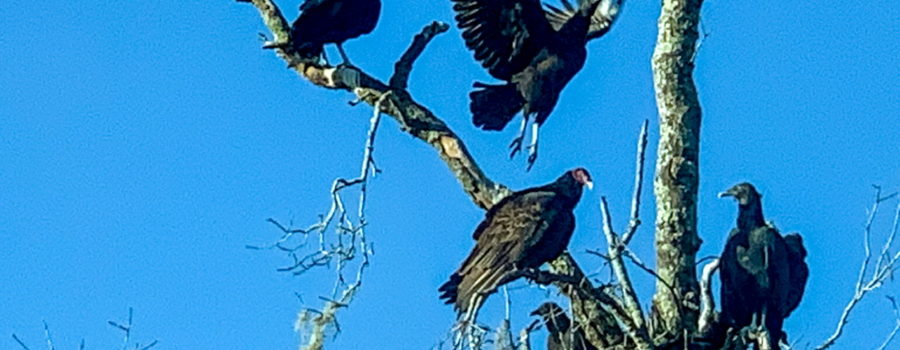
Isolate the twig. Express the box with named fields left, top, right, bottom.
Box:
left=42, top=321, right=54, bottom=350
left=390, top=22, right=450, bottom=89
left=600, top=197, right=653, bottom=349
left=622, top=119, right=649, bottom=245
left=817, top=189, right=900, bottom=350
left=12, top=334, right=31, bottom=350
left=516, top=320, right=540, bottom=350
left=876, top=296, right=900, bottom=350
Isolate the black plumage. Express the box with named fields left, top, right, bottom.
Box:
left=450, top=0, right=623, bottom=168
left=718, top=183, right=809, bottom=347
left=531, top=302, right=597, bottom=350
left=290, top=0, right=381, bottom=64
left=439, top=168, right=593, bottom=322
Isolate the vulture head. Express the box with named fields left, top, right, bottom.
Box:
left=567, top=167, right=594, bottom=190
left=531, top=302, right=571, bottom=334
left=718, top=182, right=761, bottom=206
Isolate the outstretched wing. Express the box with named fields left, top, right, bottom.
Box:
left=451, top=0, right=555, bottom=80
left=450, top=190, right=561, bottom=314
left=544, top=0, right=622, bottom=40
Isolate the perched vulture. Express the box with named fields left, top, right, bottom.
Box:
left=290, top=0, right=381, bottom=64
left=450, top=0, right=624, bottom=168
left=718, top=183, right=808, bottom=346
left=439, top=168, right=593, bottom=322
left=531, top=302, right=597, bottom=350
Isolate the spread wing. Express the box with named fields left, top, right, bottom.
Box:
left=451, top=190, right=561, bottom=314
left=544, top=0, right=621, bottom=40
left=451, top=0, right=555, bottom=80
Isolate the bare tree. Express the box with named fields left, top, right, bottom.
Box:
left=236, top=0, right=897, bottom=349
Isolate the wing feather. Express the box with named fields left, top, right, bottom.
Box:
left=451, top=0, right=554, bottom=80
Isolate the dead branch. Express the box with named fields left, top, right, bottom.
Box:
left=622, top=119, right=649, bottom=245
left=817, top=188, right=900, bottom=350
left=239, top=0, right=509, bottom=209
left=697, top=259, right=719, bottom=335
left=600, top=197, right=653, bottom=349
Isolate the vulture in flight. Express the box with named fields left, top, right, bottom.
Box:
left=532, top=302, right=597, bottom=350
left=718, top=183, right=809, bottom=347
left=450, top=0, right=624, bottom=168
left=289, top=0, right=381, bottom=64
left=439, top=168, right=593, bottom=322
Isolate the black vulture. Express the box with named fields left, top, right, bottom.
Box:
left=450, top=0, right=624, bottom=168
left=290, top=0, right=381, bottom=64
left=439, top=168, right=593, bottom=322
left=718, top=183, right=809, bottom=347
left=531, top=302, right=597, bottom=350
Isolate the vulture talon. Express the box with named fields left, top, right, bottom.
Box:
left=526, top=145, right=538, bottom=171
left=509, top=136, right=524, bottom=159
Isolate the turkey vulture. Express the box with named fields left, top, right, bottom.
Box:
left=718, top=183, right=808, bottom=346
left=289, top=0, right=381, bottom=64
left=450, top=0, right=624, bottom=168
left=531, top=302, right=597, bottom=350
left=439, top=168, right=593, bottom=322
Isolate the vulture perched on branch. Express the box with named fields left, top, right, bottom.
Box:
left=450, top=0, right=624, bottom=169
left=439, top=168, right=593, bottom=322
left=289, top=0, right=381, bottom=64
left=718, top=183, right=809, bottom=346
left=532, top=302, right=597, bottom=350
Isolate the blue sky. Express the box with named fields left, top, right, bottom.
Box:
left=1, top=0, right=898, bottom=349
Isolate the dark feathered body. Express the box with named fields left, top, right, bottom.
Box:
left=719, top=183, right=809, bottom=346
left=290, top=0, right=381, bottom=59
left=532, top=303, right=597, bottom=350
left=439, top=168, right=592, bottom=320
left=451, top=0, right=622, bottom=165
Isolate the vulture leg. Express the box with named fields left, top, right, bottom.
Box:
left=509, top=117, right=530, bottom=159
left=526, top=123, right=539, bottom=170
left=336, top=42, right=352, bottom=66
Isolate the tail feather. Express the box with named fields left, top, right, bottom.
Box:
left=470, top=82, right=523, bottom=131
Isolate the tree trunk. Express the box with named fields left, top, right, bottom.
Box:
left=650, top=0, right=705, bottom=338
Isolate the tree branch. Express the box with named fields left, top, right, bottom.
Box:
left=650, top=0, right=705, bottom=336
left=697, top=259, right=719, bottom=335
left=239, top=0, right=509, bottom=210
left=600, top=197, right=653, bottom=349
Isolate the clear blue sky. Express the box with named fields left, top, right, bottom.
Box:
left=1, top=1, right=898, bottom=349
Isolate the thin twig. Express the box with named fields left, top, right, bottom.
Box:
left=818, top=189, right=900, bottom=350
left=876, top=296, right=900, bottom=350
left=42, top=321, right=54, bottom=350
left=12, top=334, right=31, bottom=350
left=622, top=119, right=649, bottom=245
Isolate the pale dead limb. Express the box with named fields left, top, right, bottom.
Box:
left=817, top=187, right=900, bottom=350
left=600, top=197, right=653, bottom=349
left=697, top=259, right=720, bottom=335
left=622, top=119, right=649, bottom=245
